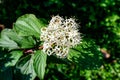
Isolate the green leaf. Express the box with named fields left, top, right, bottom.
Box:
left=0, top=29, right=19, bottom=50
left=67, top=39, right=103, bottom=70
left=33, top=50, right=47, bottom=79
left=19, top=36, right=36, bottom=48
left=13, top=14, right=46, bottom=38
left=0, top=50, right=23, bottom=72
left=0, top=29, right=36, bottom=49
left=15, top=54, right=36, bottom=80
left=1, top=29, right=21, bottom=42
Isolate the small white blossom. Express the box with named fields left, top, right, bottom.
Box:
left=40, top=15, right=81, bottom=58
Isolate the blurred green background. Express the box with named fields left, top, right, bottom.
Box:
left=0, top=0, right=120, bottom=80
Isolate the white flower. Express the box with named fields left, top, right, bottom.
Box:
left=40, top=15, right=81, bottom=58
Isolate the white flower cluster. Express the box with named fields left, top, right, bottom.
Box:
left=40, top=15, right=81, bottom=58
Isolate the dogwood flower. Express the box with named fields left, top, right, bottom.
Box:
left=40, top=15, right=81, bottom=58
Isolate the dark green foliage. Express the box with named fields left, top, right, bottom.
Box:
left=0, top=67, right=13, bottom=80
left=80, top=61, right=120, bottom=80
left=0, top=49, right=23, bottom=72
left=68, top=39, right=103, bottom=70
left=0, top=0, right=120, bottom=80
